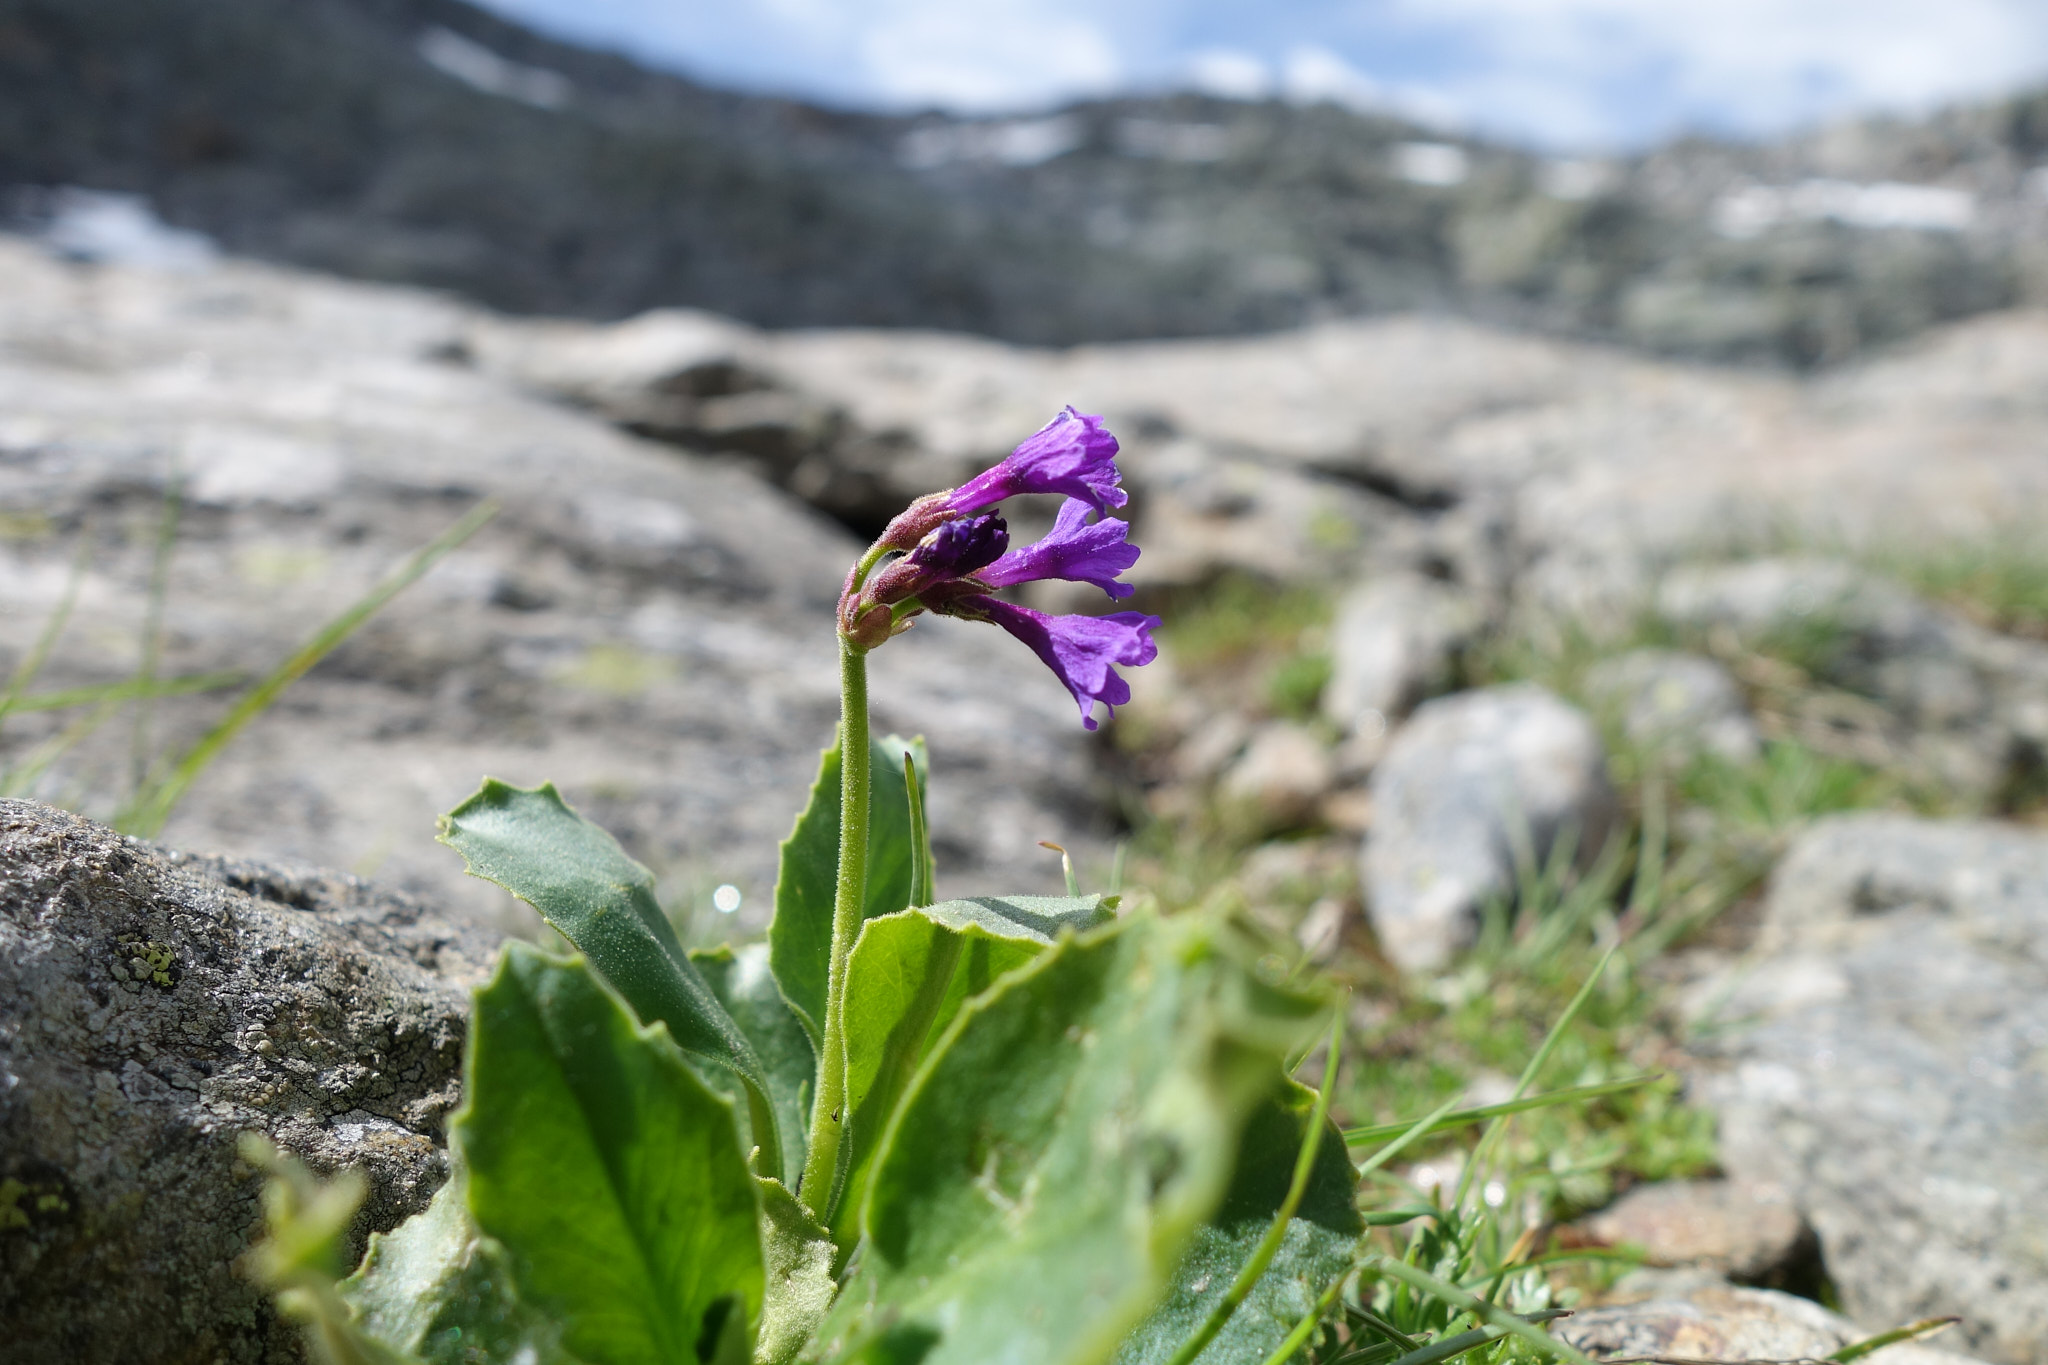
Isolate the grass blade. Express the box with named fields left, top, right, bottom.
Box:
left=8, top=672, right=245, bottom=714
left=0, top=532, right=90, bottom=724
left=1359, top=1206, right=1440, bottom=1227
left=1254, top=1270, right=1350, bottom=1365
left=1163, top=1007, right=1344, bottom=1365
left=1364, top=1256, right=1595, bottom=1365
left=1830, top=1317, right=1960, bottom=1363
left=1357, top=1092, right=1465, bottom=1181
left=1456, top=1249, right=1643, bottom=1288
left=1384, top=1326, right=1501, bottom=1365
left=1455, top=943, right=1617, bottom=1209
left=132, top=471, right=183, bottom=792
left=119, top=500, right=497, bottom=837
left=1351, top=1307, right=1421, bottom=1354
left=0, top=697, right=125, bottom=799
left=1342, top=1075, right=1661, bottom=1147
left=1626, top=774, right=1666, bottom=924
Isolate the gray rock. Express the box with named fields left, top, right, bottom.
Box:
left=473, top=274, right=2048, bottom=661
left=1694, top=814, right=2048, bottom=1364
left=1580, top=1178, right=1811, bottom=1284
left=1582, top=649, right=1760, bottom=762
left=0, top=797, right=501, bottom=1364
left=467, top=309, right=903, bottom=531
left=1322, top=575, right=1483, bottom=745
left=1217, top=722, right=1337, bottom=833
left=1654, top=558, right=2038, bottom=795
left=1171, top=711, right=1255, bottom=787
left=1563, top=1283, right=1984, bottom=1365
left=0, top=238, right=1104, bottom=932
left=1362, top=684, right=1616, bottom=972
left=1657, top=559, right=1967, bottom=706
left=1119, top=438, right=1408, bottom=591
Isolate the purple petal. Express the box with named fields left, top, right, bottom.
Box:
left=946, top=407, right=1126, bottom=517
left=961, top=596, right=1159, bottom=730
left=978, top=498, right=1139, bottom=599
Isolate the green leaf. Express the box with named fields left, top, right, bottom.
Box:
left=770, top=733, right=926, bottom=1046
left=831, top=894, right=1115, bottom=1240
left=1113, top=1081, right=1362, bottom=1365
left=455, top=944, right=765, bottom=1365
left=812, top=914, right=1319, bottom=1365
left=753, top=1177, right=837, bottom=1365
left=692, top=942, right=818, bottom=1183
left=438, top=779, right=784, bottom=1179
left=904, top=748, right=934, bottom=910
left=240, top=1134, right=430, bottom=1365
left=341, top=1176, right=583, bottom=1365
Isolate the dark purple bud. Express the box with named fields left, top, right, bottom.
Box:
left=908, top=512, right=1009, bottom=577
left=858, top=512, right=1009, bottom=613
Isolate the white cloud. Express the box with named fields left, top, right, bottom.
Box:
left=1281, top=46, right=1384, bottom=112
left=857, top=4, right=1121, bottom=110
left=472, top=0, right=1126, bottom=112
left=473, top=0, right=2048, bottom=144
left=1374, top=0, right=2048, bottom=145
left=1183, top=49, right=1271, bottom=102
left=1278, top=45, right=1465, bottom=128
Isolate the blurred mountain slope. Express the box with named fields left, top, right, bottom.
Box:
left=0, top=0, right=1182, bottom=337
left=3, top=0, right=2047, bottom=361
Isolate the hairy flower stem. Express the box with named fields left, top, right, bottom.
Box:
left=800, top=635, right=870, bottom=1218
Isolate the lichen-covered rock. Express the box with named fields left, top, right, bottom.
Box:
left=1693, top=813, right=2048, bottom=1364
left=1362, top=684, right=1616, bottom=972
left=1563, top=1283, right=1984, bottom=1365
left=0, top=799, right=500, bottom=1364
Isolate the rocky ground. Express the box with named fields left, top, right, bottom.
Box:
left=4, top=233, right=2048, bottom=1361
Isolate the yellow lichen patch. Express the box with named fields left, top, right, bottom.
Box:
left=114, top=933, right=179, bottom=989
left=0, top=1176, right=71, bottom=1231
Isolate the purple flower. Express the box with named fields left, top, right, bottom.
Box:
left=946, top=407, right=1126, bottom=519
left=907, top=511, right=1009, bottom=577
left=978, top=498, right=1139, bottom=600
left=937, top=595, right=1159, bottom=730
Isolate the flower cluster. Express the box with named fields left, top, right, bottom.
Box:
left=840, top=407, right=1158, bottom=730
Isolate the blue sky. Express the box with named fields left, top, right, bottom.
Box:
left=472, top=0, right=2048, bottom=150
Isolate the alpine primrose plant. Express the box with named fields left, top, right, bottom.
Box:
left=248, top=409, right=1604, bottom=1365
